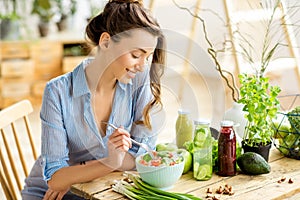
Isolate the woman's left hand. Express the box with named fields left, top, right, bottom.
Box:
left=42, top=188, right=69, bottom=200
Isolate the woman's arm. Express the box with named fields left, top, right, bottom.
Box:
left=48, top=152, right=135, bottom=191
left=43, top=128, right=135, bottom=200
left=47, top=127, right=135, bottom=191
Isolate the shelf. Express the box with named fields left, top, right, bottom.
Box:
left=0, top=37, right=88, bottom=108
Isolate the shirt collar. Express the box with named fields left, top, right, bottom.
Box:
left=72, top=58, right=93, bottom=98
left=72, top=57, right=133, bottom=96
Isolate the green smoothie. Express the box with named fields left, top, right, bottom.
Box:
left=176, top=110, right=193, bottom=148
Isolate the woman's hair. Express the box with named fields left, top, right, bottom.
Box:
left=85, top=0, right=166, bottom=129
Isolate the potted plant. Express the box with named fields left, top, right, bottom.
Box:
left=238, top=73, right=281, bottom=161
left=53, top=0, right=77, bottom=31
left=0, top=0, right=21, bottom=40
left=171, top=0, right=300, bottom=161
left=86, top=0, right=105, bottom=22
left=230, top=0, right=283, bottom=161
left=31, top=0, right=55, bottom=37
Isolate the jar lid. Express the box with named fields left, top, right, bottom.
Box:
left=194, top=119, right=210, bottom=125
left=220, top=120, right=234, bottom=127
left=178, top=109, right=190, bottom=115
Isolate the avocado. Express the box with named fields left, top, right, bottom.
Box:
left=237, top=152, right=271, bottom=175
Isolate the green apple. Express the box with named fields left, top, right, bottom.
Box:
left=177, top=148, right=192, bottom=174
left=156, top=142, right=178, bottom=152
left=272, top=121, right=291, bottom=139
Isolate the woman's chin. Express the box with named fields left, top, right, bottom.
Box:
left=119, top=77, right=131, bottom=84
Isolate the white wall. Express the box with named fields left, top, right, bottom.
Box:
left=4, top=0, right=300, bottom=103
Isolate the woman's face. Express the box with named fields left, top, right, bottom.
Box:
left=106, top=29, right=158, bottom=84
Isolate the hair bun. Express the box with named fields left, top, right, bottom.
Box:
left=110, top=0, right=143, bottom=4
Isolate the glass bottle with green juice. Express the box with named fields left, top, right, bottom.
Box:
left=175, top=110, right=193, bottom=148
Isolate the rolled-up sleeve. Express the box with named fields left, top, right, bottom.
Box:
left=41, top=82, right=70, bottom=181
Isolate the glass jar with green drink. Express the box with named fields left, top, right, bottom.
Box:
left=175, top=110, right=193, bottom=148
left=193, top=119, right=213, bottom=181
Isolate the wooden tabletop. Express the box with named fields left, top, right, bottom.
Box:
left=71, top=149, right=300, bottom=200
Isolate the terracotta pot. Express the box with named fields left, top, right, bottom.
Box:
left=0, top=19, right=20, bottom=40
left=242, top=139, right=272, bottom=162
left=38, top=21, right=50, bottom=37
left=56, top=16, right=68, bottom=31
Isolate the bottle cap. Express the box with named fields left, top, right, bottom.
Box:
left=178, top=109, right=190, bottom=115
left=220, top=120, right=234, bottom=127
left=194, top=119, right=210, bottom=125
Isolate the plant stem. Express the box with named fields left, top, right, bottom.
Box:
left=172, top=0, right=240, bottom=102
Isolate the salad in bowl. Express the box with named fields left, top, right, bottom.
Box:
left=135, top=151, right=184, bottom=189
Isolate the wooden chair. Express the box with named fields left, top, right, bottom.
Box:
left=0, top=100, right=38, bottom=200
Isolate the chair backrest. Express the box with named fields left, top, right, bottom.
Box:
left=0, top=100, right=38, bottom=200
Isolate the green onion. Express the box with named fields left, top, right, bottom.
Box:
left=131, top=176, right=176, bottom=200
left=113, top=180, right=146, bottom=200
left=112, top=172, right=202, bottom=200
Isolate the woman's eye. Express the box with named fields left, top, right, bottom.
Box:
left=131, top=53, right=141, bottom=59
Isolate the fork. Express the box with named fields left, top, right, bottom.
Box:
left=101, top=122, right=156, bottom=159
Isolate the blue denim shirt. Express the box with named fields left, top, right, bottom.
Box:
left=22, top=58, right=163, bottom=199
left=39, top=58, right=159, bottom=181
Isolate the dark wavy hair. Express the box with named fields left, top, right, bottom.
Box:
left=85, top=0, right=166, bottom=129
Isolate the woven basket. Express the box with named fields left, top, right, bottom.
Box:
left=272, top=94, right=300, bottom=160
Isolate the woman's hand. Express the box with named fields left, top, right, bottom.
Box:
left=106, top=126, right=132, bottom=169
left=42, top=188, right=69, bottom=200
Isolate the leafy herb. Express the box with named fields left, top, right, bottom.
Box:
left=238, top=74, right=281, bottom=146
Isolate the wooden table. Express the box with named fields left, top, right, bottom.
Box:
left=71, top=149, right=300, bottom=200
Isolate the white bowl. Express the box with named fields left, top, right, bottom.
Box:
left=135, top=153, right=184, bottom=190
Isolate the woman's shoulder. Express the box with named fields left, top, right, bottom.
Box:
left=46, top=57, right=93, bottom=88
left=46, top=72, right=72, bottom=89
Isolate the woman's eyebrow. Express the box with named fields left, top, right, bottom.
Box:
left=135, top=48, right=154, bottom=54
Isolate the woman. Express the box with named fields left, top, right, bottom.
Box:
left=21, top=0, right=166, bottom=199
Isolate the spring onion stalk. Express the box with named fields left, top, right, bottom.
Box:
left=113, top=179, right=175, bottom=200
left=113, top=180, right=146, bottom=200
left=131, top=178, right=176, bottom=200
left=112, top=172, right=202, bottom=200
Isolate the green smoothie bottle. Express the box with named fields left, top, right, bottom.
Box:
left=176, top=110, right=193, bottom=148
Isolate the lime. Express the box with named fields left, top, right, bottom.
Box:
left=194, top=128, right=211, bottom=147
left=194, top=162, right=199, bottom=172
left=195, top=164, right=211, bottom=180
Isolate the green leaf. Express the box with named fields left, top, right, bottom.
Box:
left=239, top=73, right=280, bottom=144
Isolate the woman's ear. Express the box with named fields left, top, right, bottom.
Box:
left=99, top=32, right=111, bottom=49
